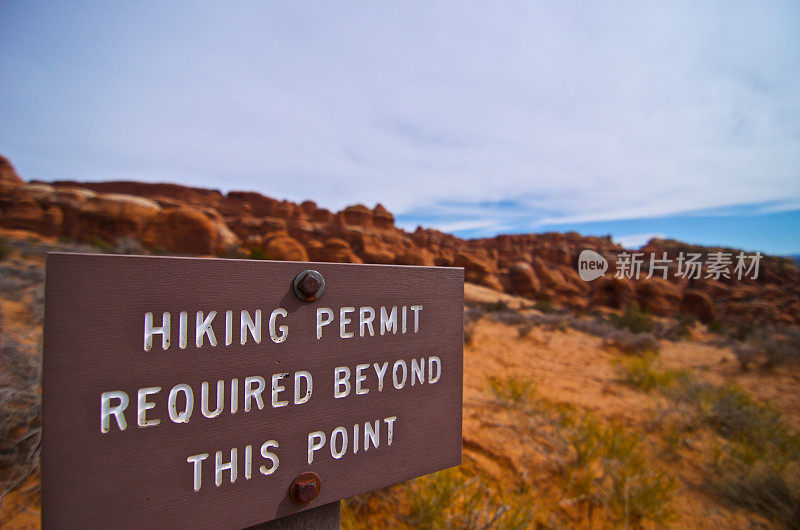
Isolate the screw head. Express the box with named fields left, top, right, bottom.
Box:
left=293, top=270, right=325, bottom=302
left=289, top=472, right=321, bottom=504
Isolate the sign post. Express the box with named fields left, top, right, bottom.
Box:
left=42, top=254, right=463, bottom=528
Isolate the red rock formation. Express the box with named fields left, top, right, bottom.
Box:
left=0, top=156, right=23, bottom=185
left=2, top=154, right=798, bottom=324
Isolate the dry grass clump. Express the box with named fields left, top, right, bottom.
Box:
left=488, top=375, right=537, bottom=409
left=617, top=354, right=684, bottom=392
left=708, top=459, right=800, bottom=528
left=602, top=330, right=660, bottom=356
left=561, top=412, right=676, bottom=526
left=0, top=262, right=44, bottom=295
left=486, top=375, right=676, bottom=528
left=0, top=237, right=10, bottom=260
left=463, top=306, right=484, bottom=345
left=731, top=325, right=800, bottom=371
left=654, top=375, right=800, bottom=526
left=609, top=305, right=655, bottom=334
left=485, top=309, right=528, bottom=326
left=396, top=467, right=536, bottom=530
left=0, top=338, right=41, bottom=501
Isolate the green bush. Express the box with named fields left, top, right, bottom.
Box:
left=610, top=305, right=655, bottom=334
left=399, top=468, right=535, bottom=529
left=88, top=235, right=115, bottom=253
left=249, top=248, right=270, bottom=260
left=484, top=300, right=509, bottom=312
left=618, top=354, right=683, bottom=392
left=0, top=237, right=10, bottom=260
left=562, top=412, right=676, bottom=526
left=488, top=375, right=537, bottom=409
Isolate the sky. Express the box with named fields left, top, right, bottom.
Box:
left=1, top=1, right=799, bottom=254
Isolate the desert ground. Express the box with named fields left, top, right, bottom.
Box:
left=0, top=229, right=798, bottom=529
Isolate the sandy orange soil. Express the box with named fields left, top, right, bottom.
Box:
left=1, top=231, right=798, bottom=528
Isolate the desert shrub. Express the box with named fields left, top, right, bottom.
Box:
left=220, top=244, right=247, bottom=259
left=529, top=313, right=571, bottom=332
left=0, top=237, right=10, bottom=260
left=708, top=459, right=800, bottom=528
left=484, top=300, right=509, bottom=312
left=610, top=305, right=655, bottom=334
left=603, top=329, right=660, bottom=355
left=729, top=321, right=757, bottom=341
left=463, top=306, right=484, bottom=346
left=114, top=236, right=144, bottom=255
left=659, top=313, right=696, bottom=341
left=570, top=317, right=615, bottom=337
left=486, top=309, right=527, bottom=326
left=249, top=247, right=270, bottom=260
left=534, top=299, right=554, bottom=313
left=666, top=376, right=800, bottom=525
left=0, top=338, right=41, bottom=500
left=88, top=235, right=115, bottom=253
left=618, top=354, right=683, bottom=392
left=488, top=375, right=536, bottom=409
left=0, top=263, right=45, bottom=296
left=399, top=468, right=535, bottom=529
left=707, top=321, right=724, bottom=334
left=517, top=322, right=534, bottom=338
left=28, top=285, right=45, bottom=324
left=562, top=412, right=675, bottom=526
left=732, top=325, right=800, bottom=371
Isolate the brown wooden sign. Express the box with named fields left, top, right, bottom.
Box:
left=42, top=254, right=463, bottom=528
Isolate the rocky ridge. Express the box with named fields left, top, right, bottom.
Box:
left=1, top=155, right=797, bottom=324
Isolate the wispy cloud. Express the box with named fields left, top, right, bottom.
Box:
left=1, top=1, right=799, bottom=252
left=614, top=233, right=666, bottom=249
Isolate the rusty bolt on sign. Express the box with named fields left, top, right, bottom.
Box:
left=293, top=270, right=325, bottom=302
left=289, top=472, right=322, bottom=504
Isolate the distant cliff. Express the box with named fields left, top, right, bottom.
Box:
left=1, top=154, right=797, bottom=324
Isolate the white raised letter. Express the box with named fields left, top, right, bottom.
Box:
left=244, top=376, right=265, bottom=411
left=196, top=311, right=217, bottom=347
left=410, top=305, right=422, bottom=332
left=428, top=356, right=441, bottom=384
left=215, top=448, right=237, bottom=486
left=179, top=311, right=187, bottom=349
left=187, top=453, right=209, bottom=492
left=364, top=420, right=380, bottom=450
left=260, top=440, right=279, bottom=475
left=340, top=307, right=355, bottom=338
left=271, top=373, right=289, bottom=408
left=359, top=306, right=375, bottom=337
left=168, top=383, right=194, bottom=423
left=225, top=310, right=233, bottom=346
left=269, top=308, right=287, bottom=343
left=380, top=307, right=397, bottom=335
left=241, top=309, right=262, bottom=345
left=137, top=386, right=161, bottom=427
left=316, top=308, right=334, bottom=339
left=411, top=358, right=425, bottom=386
left=385, top=416, right=397, bottom=445
left=334, top=366, right=351, bottom=398
left=308, top=431, right=326, bottom=464
left=100, top=390, right=129, bottom=433
left=392, top=360, right=407, bottom=389
left=144, top=312, right=170, bottom=351
left=294, top=371, right=312, bottom=405
left=331, top=426, right=348, bottom=459
left=201, top=380, right=225, bottom=418
left=373, top=362, right=388, bottom=391
left=355, top=364, right=370, bottom=395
